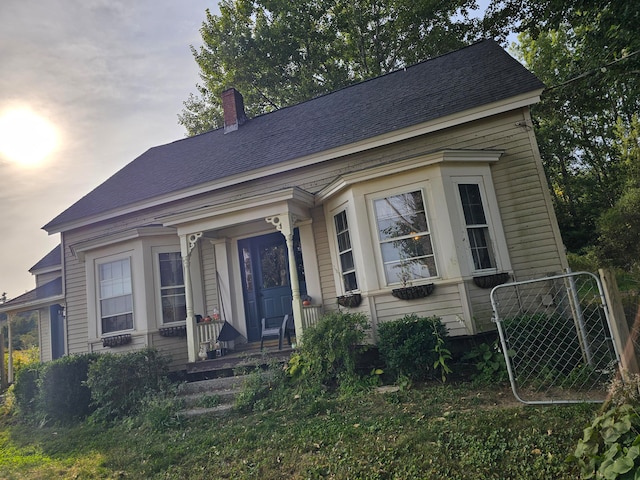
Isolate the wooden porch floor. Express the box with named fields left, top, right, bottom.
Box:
left=185, top=339, right=294, bottom=379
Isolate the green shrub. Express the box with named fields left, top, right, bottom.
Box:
left=462, top=340, right=510, bottom=385
left=377, top=314, right=451, bottom=382
left=37, top=353, right=99, bottom=424
left=287, top=311, right=369, bottom=390
left=86, top=348, right=171, bottom=423
left=11, top=362, right=44, bottom=419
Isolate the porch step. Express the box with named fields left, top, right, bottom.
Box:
left=177, top=374, right=249, bottom=418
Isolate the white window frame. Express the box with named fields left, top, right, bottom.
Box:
left=96, top=255, right=134, bottom=335
left=333, top=209, right=359, bottom=293
left=451, top=175, right=506, bottom=275
left=369, top=186, right=439, bottom=286
left=156, top=250, right=187, bottom=325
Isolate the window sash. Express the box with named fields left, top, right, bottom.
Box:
left=99, top=258, right=133, bottom=334
left=334, top=210, right=358, bottom=292
left=374, top=190, right=437, bottom=284
left=458, top=183, right=495, bottom=271
left=159, top=252, right=186, bottom=324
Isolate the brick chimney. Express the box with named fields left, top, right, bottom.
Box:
left=221, top=88, right=247, bottom=134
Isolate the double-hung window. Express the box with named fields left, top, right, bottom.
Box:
left=458, top=183, right=495, bottom=271
left=159, top=252, right=186, bottom=323
left=334, top=210, right=358, bottom=292
left=99, top=258, right=133, bottom=334
left=373, top=190, right=437, bottom=284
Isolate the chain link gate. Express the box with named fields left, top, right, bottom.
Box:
left=490, top=271, right=621, bottom=404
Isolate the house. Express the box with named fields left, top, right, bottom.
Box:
left=1, top=40, right=568, bottom=372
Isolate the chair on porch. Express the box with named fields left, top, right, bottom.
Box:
left=261, top=314, right=291, bottom=350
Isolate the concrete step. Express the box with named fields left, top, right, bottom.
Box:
left=176, top=374, right=251, bottom=418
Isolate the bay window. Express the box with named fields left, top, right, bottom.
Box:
left=458, top=183, right=496, bottom=272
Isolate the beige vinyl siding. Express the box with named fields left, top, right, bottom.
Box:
left=38, top=307, right=52, bottom=362
left=151, top=334, right=189, bottom=370
left=375, top=282, right=468, bottom=336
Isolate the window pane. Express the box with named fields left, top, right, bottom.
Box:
left=337, top=231, right=351, bottom=252
left=383, top=257, right=436, bottom=284
left=159, top=252, right=183, bottom=287
left=340, top=251, right=354, bottom=272
left=343, top=272, right=358, bottom=292
left=468, top=227, right=494, bottom=269
left=459, top=184, right=486, bottom=225
left=102, top=313, right=133, bottom=334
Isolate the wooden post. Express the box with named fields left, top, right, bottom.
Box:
left=599, top=269, right=640, bottom=374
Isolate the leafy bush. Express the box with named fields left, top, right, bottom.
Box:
left=462, top=340, right=510, bottom=385
left=377, top=314, right=451, bottom=382
left=86, top=348, right=171, bottom=423
left=37, top=353, right=99, bottom=424
left=11, top=362, right=44, bottom=419
left=286, top=311, right=369, bottom=390
left=570, top=372, right=640, bottom=478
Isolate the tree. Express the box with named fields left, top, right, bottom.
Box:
left=179, top=0, right=481, bottom=135
left=488, top=1, right=640, bottom=251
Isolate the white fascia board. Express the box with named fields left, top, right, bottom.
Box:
left=45, top=92, right=541, bottom=235
left=160, top=187, right=315, bottom=232
left=69, top=225, right=177, bottom=261
left=316, top=149, right=503, bottom=203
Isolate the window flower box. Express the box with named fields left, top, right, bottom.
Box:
left=472, top=272, right=510, bottom=289
left=391, top=283, right=435, bottom=300
left=102, top=333, right=132, bottom=348
left=158, top=325, right=187, bottom=337
left=337, top=293, right=362, bottom=308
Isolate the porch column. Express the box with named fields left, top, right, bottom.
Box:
left=266, top=214, right=304, bottom=344
left=180, top=232, right=203, bottom=363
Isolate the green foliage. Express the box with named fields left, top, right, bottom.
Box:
left=377, top=314, right=451, bottom=382
left=85, top=348, right=171, bottom=423
left=569, top=404, right=640, bottom=479
left=11, top=362, right=44, bottom=419
left=180, top=0, right=480, bottom=135
left=596, top=188, right=640, bottom=273
left=286, top=311, right=369, bottom=390
left=463, top=340, right=510, bottom=385
left=37, top=353, right=99, bottom=425
left=1, top=311, right=39, bottom=350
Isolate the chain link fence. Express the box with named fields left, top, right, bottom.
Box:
left=491, top=271, right=620, bottom=404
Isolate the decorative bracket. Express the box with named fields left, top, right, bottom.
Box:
left=187, top=232, right=203, bottom=255
left=266, top=214, right=298, bottom=236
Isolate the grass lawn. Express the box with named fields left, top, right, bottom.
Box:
left=0, top=382, right=597, bottom=479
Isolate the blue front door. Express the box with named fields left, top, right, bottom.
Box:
left=238, top=231, right=306, bottom=342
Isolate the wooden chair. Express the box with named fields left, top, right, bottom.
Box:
left=260, top=314, right=290, bottom=350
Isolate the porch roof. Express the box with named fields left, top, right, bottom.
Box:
left=44, top=40, right=544, bottom=233
left=0, top=277, right=63, bottom=314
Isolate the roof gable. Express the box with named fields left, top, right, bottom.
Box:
left=29, top=244, right=62, bottom=273
left=44, top=40, right=544, bottom=233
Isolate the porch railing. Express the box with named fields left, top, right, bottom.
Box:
left=196, top=320, right=224, bottom=347
left=302, top=305, right=323, bottom=330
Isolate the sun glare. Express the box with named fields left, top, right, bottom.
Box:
left=0, top=107, right=59, bottom=167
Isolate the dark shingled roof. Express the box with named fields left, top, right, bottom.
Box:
left=44, top=40, right=544, bottom=232
left=29, top=245, right=62, bottom=272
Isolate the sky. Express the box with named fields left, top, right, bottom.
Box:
left=0, top=1, right=504, bottom=301
left=0, top=0, right=215, bottom=299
